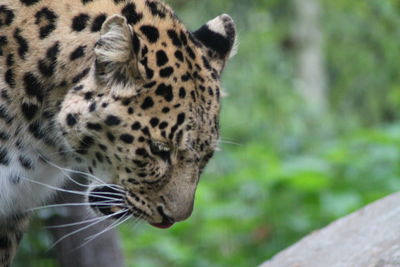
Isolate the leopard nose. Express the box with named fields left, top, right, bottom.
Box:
left=167, top=197, right=194, bottom=222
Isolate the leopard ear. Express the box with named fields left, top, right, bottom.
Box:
left=193, top=14, right=237, bottom=74
left=94, top=15, right=144, bottom=97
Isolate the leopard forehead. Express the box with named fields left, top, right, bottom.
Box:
left=55, top=0, right=229, bottom=165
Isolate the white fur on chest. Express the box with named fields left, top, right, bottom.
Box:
left=0, top=147, right=69, bottom=218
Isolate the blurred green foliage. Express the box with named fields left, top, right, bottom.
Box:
left=15, top=0, right=400, bottom=266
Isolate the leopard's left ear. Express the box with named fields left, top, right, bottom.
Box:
left=94, top=15, right=145, bottom=97
left=193, top=14, right=237, bottom=74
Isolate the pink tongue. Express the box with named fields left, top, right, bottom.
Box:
left=150, top=223, right=174, bottom=229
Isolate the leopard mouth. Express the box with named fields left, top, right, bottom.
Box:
left=88, top=186, right=175, bottom=229
left=149, top=206, right=175, bottom=229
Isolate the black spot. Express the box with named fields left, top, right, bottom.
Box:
left=89, top=102, right=97, bottom=112
left=0, top=6, right=15, bottom=27
left=0, top=36, right=7, bottom=56
left=21, top=103, right=39, bottom=120
left=202, top=56, right=212, bottom=70
left=179, top=87, right=186, bottom=98
left=66, top=113, right=78, bottom=126
left=0, top=131, right=10, bottom=141
left=159, top=122, right=168, bottom=130
left=174, top=50, right=184, bottom=62
left=77, top=136, right=95, bottom=154
left=177, top=113, right=185, bottom=125
left=181, top=72, right=191, bottom=82
left=131, top=122, right=141, bottom=130
left=107, top=132, right=116, bottom=142
left=149, top=118, right=159, bottom=128
left=141, top=127, right=150, bottom=136
left=105, top=115, right=121, bottom=126
left=0, top=235, right=11, bottom=249
left=131, top=33, right=141, bottom=55
left=72, top=13, right=90, bottom=32
left=6, top=54, right=14, bottom=67
left=167, top=30, right=182, bottom=47
left=14, top=28, right=29, bottom=60
left=74, top=85, right=84, bottom=91
left=19, top=156, right=33, bottom=170
left=9, top=174, right=21, bottom=184
left=141, top=97, right=154, bottom=110
left=120, top=134, right=134, bottom=144
left=114, top=0, right=125, bottom=3
left=186, top=46, right=196, bottom=59
left=162, top=107, right=170, bottom=114
left=156, top=50, right=168, bottom=66
left=70, top=45, right=86, bottom=60
left=160, top=67, right=174, bottom=78
left=23, top=73, right=44, bottom=102
left=87, top=123, right=102, bottom=131
left=82, top=0, right=94, bottom=4
left=91, top=14, right=107, bottom=32
left=0, top=105, right=13, bottom=124
left=140, top=25, right=159, bottom=43
left=29, top=121, right=44, bottom=139
left=95, top=152, right=104, bottom=162
left=180, top=31, right=188, bottom=45
left=5, top=69, right=15, bottom=88
left=84, top=92, right=93, bottom=100
left=146, top=1, right=166, bottom=18
left=136, top=148, right=148, bottom=157
left=139, top=57, right=154, bottom=79
left=35, top=7, right=58, bottom=39
left=122, top=3, right=143, bottom=24
left=155, top=83, right=173, bottom=102
left=72, top=67, right=90, bottom=83
left=0, top=147, right=10, bottom=166
left=144, top=81, right=156, bottom=89
left=38, top=42, right=60, bottom=77
left=191, top=91, right=198, bottom=102
left=19, top=0, right=40, bottom=6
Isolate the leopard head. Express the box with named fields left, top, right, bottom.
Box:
left=59, top=12, right=236, bottom=228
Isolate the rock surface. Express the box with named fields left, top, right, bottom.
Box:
left=261, top=193, right=400, bottom=267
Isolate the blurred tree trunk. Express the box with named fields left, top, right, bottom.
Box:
left=45, top=176, right=124, bottom=267
left=293, top=0, right=328, bottom=115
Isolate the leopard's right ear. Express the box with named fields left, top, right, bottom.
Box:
left=94, top=15, right=145, bottom=97
left=193, top=14, right=237, bottom=75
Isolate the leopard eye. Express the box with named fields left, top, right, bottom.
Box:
left=149, top=140, right=171, bottom=162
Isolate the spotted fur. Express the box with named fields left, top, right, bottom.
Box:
left=0, top=0, right=236, bottom=264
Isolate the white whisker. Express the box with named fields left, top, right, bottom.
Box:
left=75, top=214, right=131, bottom=250
left=29, top=202, right=125, bottom=211
left=41, top=156, right=124, bottom=193
left=46, top=213, right=120, bottom=229
left=50, top=209, right=128, bottom=249
left=20, top=176, right=91, bottom=198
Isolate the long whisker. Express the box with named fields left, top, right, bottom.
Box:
left=50, top=209, right=128, bottom=249
left=75, top=214, right=131, bottom=250
left=219, top=140, right=242, bottom=146
left=41, top=157, right=124, bottom=192
left=46, top=213, right=123, bottom=229
left=29, top=202, right=125, bottom=212
left=19, top=176, right=92, bottom=198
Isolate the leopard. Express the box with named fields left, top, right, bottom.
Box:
left=0, top=0, right=236, bottom=265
